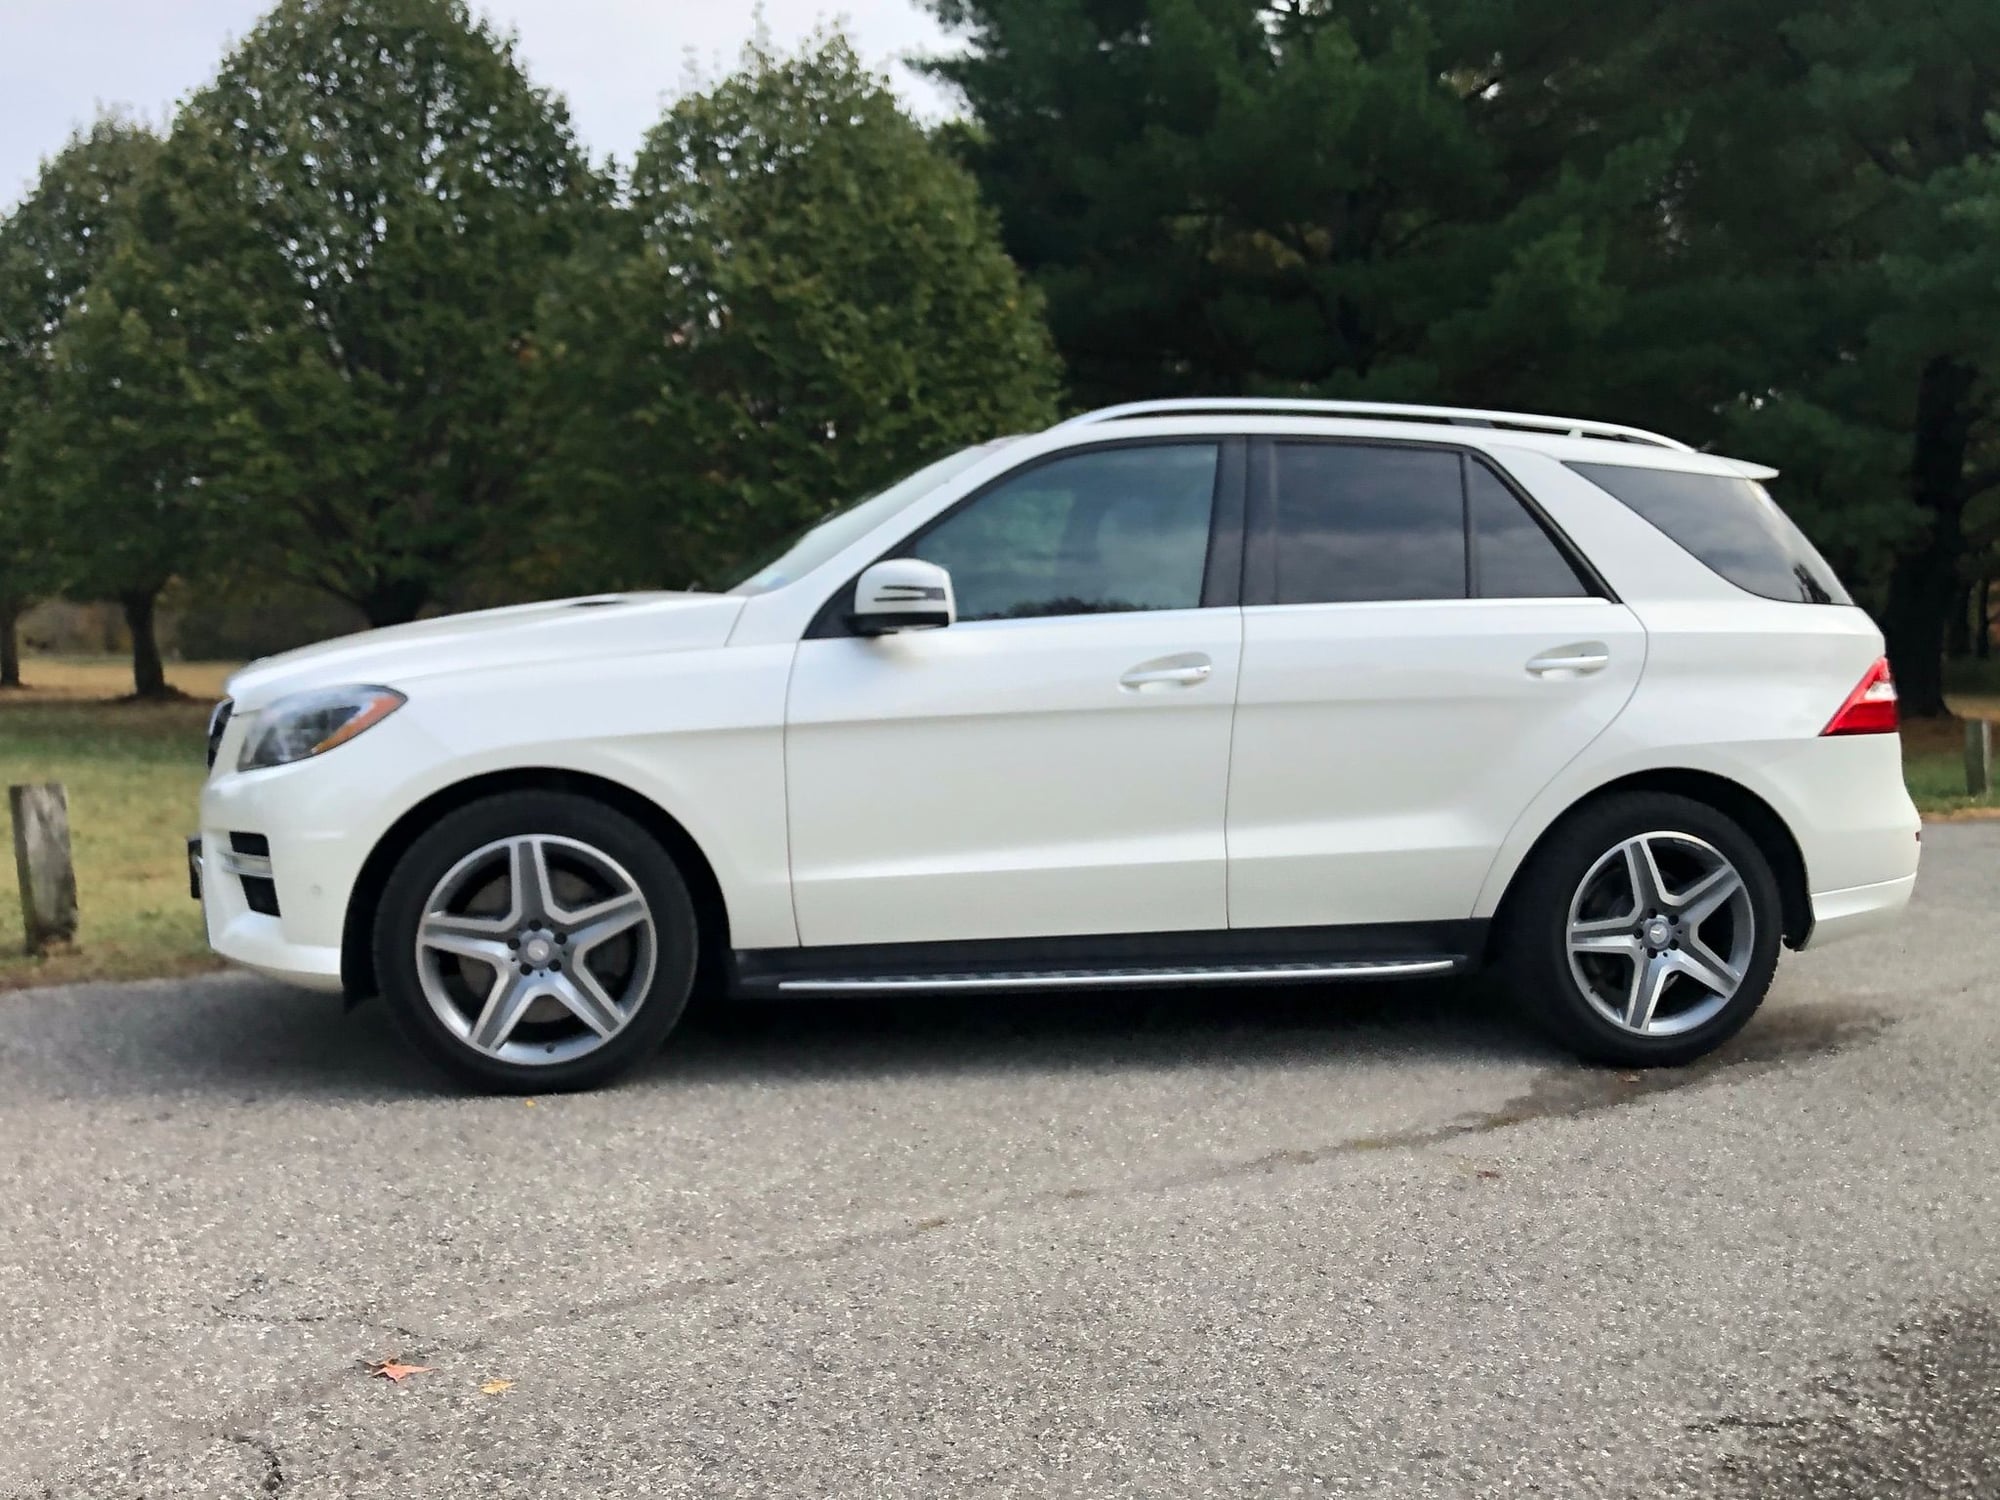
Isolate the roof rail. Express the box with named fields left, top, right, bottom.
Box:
left=1058, top=398, right=1692, bottom=451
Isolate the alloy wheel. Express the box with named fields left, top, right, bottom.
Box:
left=414, top=835, right=657, bottom=1066
left=1564, top=830, right=1755, bottom=1037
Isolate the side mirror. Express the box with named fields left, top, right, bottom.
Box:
left=850, top=558, right=956, bottom=636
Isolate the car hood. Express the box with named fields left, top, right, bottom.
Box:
left=225, top=592, right=745, bottom=710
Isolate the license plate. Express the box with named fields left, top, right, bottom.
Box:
left=186, top=835, right=203, bottom=902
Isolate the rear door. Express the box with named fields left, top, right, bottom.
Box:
left=1225, top=438, right=1646, bottom=929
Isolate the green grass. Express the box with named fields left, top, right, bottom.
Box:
left=1901, top=718, right=1999, bottom=818
left=0, top=652, right=1994, bottom=989
left=1916, top=659, right=2000, bottom=818
left=0, top=657, right=234, bottom=989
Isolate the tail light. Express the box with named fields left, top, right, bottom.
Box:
left=1822, top=657, right=1899, bottom=736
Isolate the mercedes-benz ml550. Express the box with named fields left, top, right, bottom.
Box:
left=192, top=399, right=1920, bottom=1091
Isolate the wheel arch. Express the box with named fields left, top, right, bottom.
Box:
left=1487, top=769, right=1813, bottom=954
left=340, top=767, right=732, bottom=998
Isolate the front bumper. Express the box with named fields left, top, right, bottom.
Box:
left=190, top=827, right=345, bottom=991
left=192, top=708, right=444, bottom=996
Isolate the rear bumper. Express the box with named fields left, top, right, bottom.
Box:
left=1803, top=873, right=1917, bottom=949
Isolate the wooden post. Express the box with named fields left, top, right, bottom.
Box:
left=9, top=783, right=78, bottom=954
left=1968, top=720, right=1995, bottom=800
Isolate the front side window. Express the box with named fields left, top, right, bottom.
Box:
left=909, top=443, right=1220, bottom=622
left=1272, top=443, right=1466, bottom=604
left=1568, top=461, right=1850, bottom=605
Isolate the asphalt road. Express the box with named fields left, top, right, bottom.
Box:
left=1, top=826, right=1995, bottom=1498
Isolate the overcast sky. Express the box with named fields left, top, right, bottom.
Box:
left=0, top=0, right=958, bottom=210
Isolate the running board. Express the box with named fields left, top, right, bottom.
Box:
left=767, top=957, right=1464, bottom=996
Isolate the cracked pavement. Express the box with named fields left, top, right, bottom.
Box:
left=1, top=824, right=1995, bottom=1496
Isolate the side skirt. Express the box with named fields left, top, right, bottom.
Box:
left=730, top=921, right=1486, bottom=999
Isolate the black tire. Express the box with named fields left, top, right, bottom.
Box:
left=1496, top=791, right=1783, bottom=1067
left=374, top=791, right=698, bottom=1093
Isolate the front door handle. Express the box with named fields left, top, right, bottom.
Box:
left=1526, top=642, right=1611, bottom=678
left=1120, top=654, right=1213, bottom=691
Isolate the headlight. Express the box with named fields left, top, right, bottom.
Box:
left=238, top=685, right=406, bottom=771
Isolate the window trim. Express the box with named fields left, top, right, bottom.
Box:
left=805, top=435, right=1248, bottom=639
left=1242, top=435, right=1615, bottom=609
left=1459, top=455, right=1478, bottom=600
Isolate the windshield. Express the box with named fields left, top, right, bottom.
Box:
left=723, top=443, right=1007, bottom=596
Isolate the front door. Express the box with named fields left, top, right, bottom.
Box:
left=786, top=440, right=1244, bottom=948
left=1226, top=439, right=1647, bottom=929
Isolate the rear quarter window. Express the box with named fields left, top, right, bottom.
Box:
left=1567, top=461, right=1851, bottom=605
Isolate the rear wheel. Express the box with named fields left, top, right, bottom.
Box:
left=1498, top=792, right=1783, bottom=1066
left=375, top=792, right=697, bottom=1092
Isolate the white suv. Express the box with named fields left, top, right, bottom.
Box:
left=192, top=399, right=1920, bottom=1091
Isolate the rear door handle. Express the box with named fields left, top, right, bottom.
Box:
left=1120, top=654, right=1213, bottom=691
left=1526, top=642, right=1611, bottom=678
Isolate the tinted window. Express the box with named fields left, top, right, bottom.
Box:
left=1468, top=460, right=1589, bottom=598
left=911, top=444, right=1218, bottom=621
left=1568, top=461, right=1850, bottom=605
left=1273, top=444, right=1465, bottom=604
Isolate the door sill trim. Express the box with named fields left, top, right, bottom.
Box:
left=769, top=957, right=1462, bottom=996
left=732, top=920, right=1486, bottom=998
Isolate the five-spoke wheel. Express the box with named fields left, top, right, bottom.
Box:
left=1501, top=792, right=1781, bottom=1066
left=416, top=835, right=657, bottom=1066
left=1565, top=832, right=1754, bottom=1037
left=377, top=793, right=698, bottom=1092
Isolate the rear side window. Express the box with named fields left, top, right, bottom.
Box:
left=1468, top=461, right=1590, bottom=598
left=1268, top=443, right=1593, bottom=604
left=1272, top=444, right=1466, bottom=603
left=1568, top=461, right=1850, bottom=605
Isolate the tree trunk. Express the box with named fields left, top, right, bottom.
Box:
left=120, top=589, right=170, bottom=700
left=1947, top=581, right=1973, bottom=658
left=1881, top=357, right=1978, bottom=718
left=0, top=598, right=22, bottom=689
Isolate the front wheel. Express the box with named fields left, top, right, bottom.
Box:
left=375, top=792, right=698, bottom=1092
left=1498, top=792, right=1783, bottom=1067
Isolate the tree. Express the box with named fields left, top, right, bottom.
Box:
left=1599, top=0, right=2000, bottom=715
left=10, top=239, right=219, bottom=698
left=929, top=0, right=2000, bottom=714
left=152, top=0, right=606, bottom=626
left=1760, top=3, right=2000, bottom=716
left=922, top=0, right=1682, bottom=412
left=0, top=117, right=162, bottom=687
left=549, top=32, right=1061, bottom=589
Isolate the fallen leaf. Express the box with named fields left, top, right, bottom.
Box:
left=367, top=1360, right=436, bottom=1384
left=480, top=1379, right=515, bottom=1396
left=523, top=1099, right=537, bottom=1108
left=1475, top=1168, right=1502, bottom=1180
